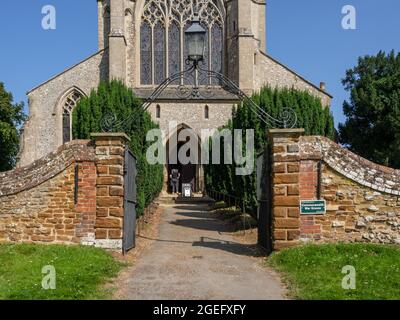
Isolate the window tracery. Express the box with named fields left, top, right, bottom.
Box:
left=62, top=90, right=83, bottom=144
left=140, top=0, right=224, bottom=86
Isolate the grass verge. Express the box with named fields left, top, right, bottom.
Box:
left=0, top=243, right=125, bottom=300
left=209, top=201, right=258, bottom=231
left=267, top=243, right=400, bottom=300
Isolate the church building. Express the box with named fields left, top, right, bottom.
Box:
left=18, top=0, right=331, bottom=191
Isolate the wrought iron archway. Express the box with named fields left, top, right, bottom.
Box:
left=100, top=60, right=297, bottom=132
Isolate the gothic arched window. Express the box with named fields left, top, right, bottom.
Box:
left=204, top=105, right=209, bottom=119
left=156, top=104, right=161, bottom=118
left=62, top=90, right=83, bottom=144
left=140, top=0, right=224, bottom=86
left=103, top=6, right=111, bottom=48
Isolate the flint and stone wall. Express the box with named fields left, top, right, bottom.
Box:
left=269, top=130, right=400, bottom=249
left=255, top=53, right=332, bottom=107
left=19, top=50, right=108, bottom=167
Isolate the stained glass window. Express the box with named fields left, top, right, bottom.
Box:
left=154, top=23, right=165, bottom=84
left=168, top=22, right=180, bottom=85
left=140, top=22, right=152, bottom=85
left=211, top=24, right=223, bottom=85
left=140, top=0, right=224, bottom=86
left=199, top=22, right=210, bottom=85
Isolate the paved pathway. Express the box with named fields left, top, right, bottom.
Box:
left=121, top=203, right=286, bottom=300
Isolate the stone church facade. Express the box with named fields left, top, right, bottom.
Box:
left=18, top=0, right=331, bottom=190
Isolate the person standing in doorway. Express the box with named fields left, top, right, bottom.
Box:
left=170, top=169, right=181, bottom=194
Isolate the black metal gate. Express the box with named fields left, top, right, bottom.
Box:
left=123, top=148, right=137, bottom=254
left=256, top=145, right=273, bottom=254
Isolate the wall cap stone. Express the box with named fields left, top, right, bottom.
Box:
left=269, top=128, right=305, bottom=135
left=91, top=132, right=131, bottom=143
left=0, top=140, right=94, bottom=197
left=269, top=128, right=305, bottom=141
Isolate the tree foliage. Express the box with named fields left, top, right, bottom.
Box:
left=339, top=50, right=400, bottom=168
left=0, top=82, right=25, bottom=172
left=204, top=86, right=335, bottom=216
left=72, top=81, right=163, bottom=216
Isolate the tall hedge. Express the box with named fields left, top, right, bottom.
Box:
left=204, top=86, right=335, bottom=216
left=72, top=80, right=163, bottom=216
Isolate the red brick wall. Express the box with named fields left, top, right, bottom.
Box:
left=299, top=160, right=322, bottom=239
left=270, top=129, right=304, bottom=250
left=75, top=162, right=97, bottom=242
left=299, top=160, right=317, bottom=200
left=92, top=133, right=129, bottom=249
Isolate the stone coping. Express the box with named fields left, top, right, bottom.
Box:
left=300, top=136, right=400, bottom=196
left=91, top=132, right=131, bottom=142
left=0, top=140, right=94, bottom=197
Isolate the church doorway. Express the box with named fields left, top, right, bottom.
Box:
left=166, top=124, right=202, bottom=194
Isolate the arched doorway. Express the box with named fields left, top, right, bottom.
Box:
left=166, top=124, right=202, bottom=194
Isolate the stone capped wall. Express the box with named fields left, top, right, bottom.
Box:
left=300, top=136, right=400, bottom=195
left=0, top=141, right=96, bottom=244
left=268, top=130, right=400, bottom=249
left=299, top=136, right=400, bottom=244
left=0, top=134, right=131, bottom=250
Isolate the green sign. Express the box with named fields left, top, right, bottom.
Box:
left=300, top=200, right=326, bottom=215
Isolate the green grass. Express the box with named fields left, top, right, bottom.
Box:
left=210, top=202, right=258, bottom=231
left=268, top=243, right=400, bottom=300
left=0, top=243, right=125, bottom=300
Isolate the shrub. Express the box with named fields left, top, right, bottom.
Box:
left=72, top=80, right=163, bottom=216
left=204, top=86, right=335, bottom=216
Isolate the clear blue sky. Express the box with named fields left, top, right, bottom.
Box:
left=0, top=0, right=399, bottom=126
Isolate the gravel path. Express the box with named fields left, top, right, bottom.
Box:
left=120, top=203, right=286, bottom=300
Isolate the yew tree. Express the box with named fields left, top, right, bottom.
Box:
left=339, top=50, right=400, bottom=168
left=0, top=82, right=25, bottom=171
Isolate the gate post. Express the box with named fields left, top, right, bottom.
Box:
left=269, top=129, right=304, bottom=250
left=91, top=133, right=131, bottom=250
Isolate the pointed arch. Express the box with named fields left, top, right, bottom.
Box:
left=204, top=105, right=209, bottom=119
left=55, top=87, right=86, bottom=145
left=125, top=8, right=133, bottom=16
left=138, top=0, right=225, bottom=86
left=156, top=104, right=161, bottom=118
left=165, top=122, right=202, bottom=193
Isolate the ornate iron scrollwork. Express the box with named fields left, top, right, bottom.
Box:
left=100, top=62, right=297, bottom=132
